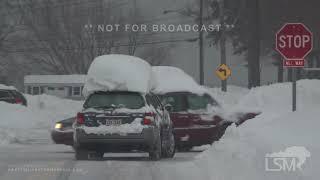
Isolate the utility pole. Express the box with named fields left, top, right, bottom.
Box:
left=199, top=0, right=204, bottom=85
left=247, top=0, right=261, bottom=88
left=219, top=0, right=227, bottom=92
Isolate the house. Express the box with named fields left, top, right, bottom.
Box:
left=24, top=75, right=86, bottom=100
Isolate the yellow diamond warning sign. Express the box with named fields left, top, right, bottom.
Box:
left=216, top=64, right=231, bottom=81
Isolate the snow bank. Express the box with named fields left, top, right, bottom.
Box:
left=191, top=80, right=320, bottom=180
left=83, top=54, right=152, bottom=96
left=0, top=94, right=83, bottom=145
left=206, top=85, right=249, bottom=108
left=235, top=79, right=320, bottom=112
left=151, top=66, right=207, bottom=94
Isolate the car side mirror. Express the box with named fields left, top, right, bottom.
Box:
left=164, top=104, right=173, bottom=112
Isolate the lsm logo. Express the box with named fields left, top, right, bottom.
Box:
left=265, top=146, right=311, bottom=172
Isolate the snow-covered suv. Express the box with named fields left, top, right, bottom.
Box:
left=73, top=91, right=175, bottom=161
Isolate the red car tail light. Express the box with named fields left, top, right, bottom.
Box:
left=142, top=112, right=155, bottom=125
left=77, top=113, right=85, bottom=124
left=15, top=98, right=23, bottom=105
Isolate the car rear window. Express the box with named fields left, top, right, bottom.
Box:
left=84, top=92, right=145, bottom=109
left=0, top=90, right=11, bottom=98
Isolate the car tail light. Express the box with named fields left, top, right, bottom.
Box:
left=15, top=98, right=23, bottom=105
left=77, top=113, right=85, bottom=124
left=142, top=112, right=155, bottom=125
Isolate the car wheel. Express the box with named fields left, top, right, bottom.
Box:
left=75, top=148, right=88, bottom=160
left=149, top=131, right=162, bottom=161
left=162, top=129, right=175, bottom=158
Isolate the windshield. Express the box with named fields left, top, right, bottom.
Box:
left=84, top=92, right=145, bottom=109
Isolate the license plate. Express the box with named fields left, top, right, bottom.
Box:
left=105, top=119, right=122, bottom=126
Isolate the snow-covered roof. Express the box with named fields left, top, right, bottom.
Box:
left=151, top=66, right=207, bottom=94
left=0, top=84, right=17, bottom=90
left=83, top=54, right=152, bottom=96
left=24, top=75, right=86, bottom=84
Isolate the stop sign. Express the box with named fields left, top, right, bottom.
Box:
left=276, top=23, right=313, bottom=59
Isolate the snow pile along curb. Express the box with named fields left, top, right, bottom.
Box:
left=0, top=95, right=83, bottom=145
left=191, top=80, right=320, bottom=180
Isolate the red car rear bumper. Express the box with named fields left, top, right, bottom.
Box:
left=173, top=125, right=220, bottom=147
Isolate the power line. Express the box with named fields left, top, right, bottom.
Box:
left=6, top=37, right=198, bottom=53
left=4, top=19, right=196, bottom=44
left=11, top=12, right=193, bottom=27
left=4, top=32, right=196, bottom=45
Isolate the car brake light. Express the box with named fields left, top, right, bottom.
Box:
left=77, top=113, right=85, bottom=124
left=142, top=112, right=155, bottom=125
left=15, top=98, right=23, bottom=104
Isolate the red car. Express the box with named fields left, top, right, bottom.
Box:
left=158, top=92, right=260, bottom=151
left=158, top=92, right=228, bottom=151
left=151, top=66, right=260, bottom=151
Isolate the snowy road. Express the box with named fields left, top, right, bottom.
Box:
left=0, top=143, right=202, bottom=180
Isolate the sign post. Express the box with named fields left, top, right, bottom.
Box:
left=275, top=23, right=313, bottom=112
left=292, top=68, right=297, bottom=111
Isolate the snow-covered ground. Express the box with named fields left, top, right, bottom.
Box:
left=0, top=79, right=319, bottom=179
left=188, top=80, right=320, bottom=180
left=207, top=85, right=249, bottom=108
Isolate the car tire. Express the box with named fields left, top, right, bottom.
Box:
left=149, top=131, right=162, bottom=161
left=161, top=129, right=175, bottom=158
left=75, top=148, right=88, bottom=160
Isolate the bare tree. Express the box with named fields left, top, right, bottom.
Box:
left=14, top=0, right=127, bottom=74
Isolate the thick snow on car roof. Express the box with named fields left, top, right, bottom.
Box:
left=0, top=84, right=17, bottom=90
left=151, top=66, right=207, bottom=94
left=83, top=54, right=152, bottom=96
